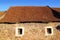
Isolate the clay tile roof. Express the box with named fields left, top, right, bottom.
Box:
left=0, top=12, right=6, bottom=20
left=0, top=12, right=4, bottom=16
left=0, top=6, right=60, bottom=22
left=53, top=8, right=60, bottom=12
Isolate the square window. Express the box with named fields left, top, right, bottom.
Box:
left=45, top=26, right=53, bottom=36
left=15, top=27, right=24, bottom=36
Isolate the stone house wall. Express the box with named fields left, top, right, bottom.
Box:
left=0, top=22, right=60, bottom=40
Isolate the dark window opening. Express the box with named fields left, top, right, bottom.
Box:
left=18, top=28, right=22, bottom=34
left=47, top=28, right=52, bottom=34
left=56, top=25, right=60, bottom=31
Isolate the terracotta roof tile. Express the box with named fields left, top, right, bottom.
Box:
left=53, top=8, right=60, bottom=12
left=0, top=12, right=4, bottom=16
left=0, top=6, right=60, bottom=22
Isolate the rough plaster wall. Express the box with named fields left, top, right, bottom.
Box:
left=0, top=22, right=60, bottom=40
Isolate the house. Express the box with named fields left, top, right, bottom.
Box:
left=0, top=6, right=60, bottom=40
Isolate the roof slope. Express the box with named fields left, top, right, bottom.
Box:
left=0, top=12, right=4, bottom=16
left=0, top=12, right=6, bottom=20
left=53, top=8, right=60, bottom=12
left=0, top=6, right=60, bottom=22
left=52, top=8, right=60, bottom=19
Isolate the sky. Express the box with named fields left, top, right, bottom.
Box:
left=0, top=0, right=60, bottom=11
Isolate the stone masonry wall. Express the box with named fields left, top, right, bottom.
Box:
left=0, top=22, right=60, bottom=40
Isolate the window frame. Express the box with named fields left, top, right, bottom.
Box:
left=15, top=27, right=24, bottom=36
left=45, top=26, right=53, bottom=36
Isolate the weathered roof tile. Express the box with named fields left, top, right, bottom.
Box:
left=0, top=6, right=60, bottom=22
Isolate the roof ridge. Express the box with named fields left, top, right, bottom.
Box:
left=9, top=6, right=50, bottom=8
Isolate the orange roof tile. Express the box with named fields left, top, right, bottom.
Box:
left=0, top=6, right=60, bottom=22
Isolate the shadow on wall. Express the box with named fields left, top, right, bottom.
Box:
left=56, top=25, right=60, bottom=31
